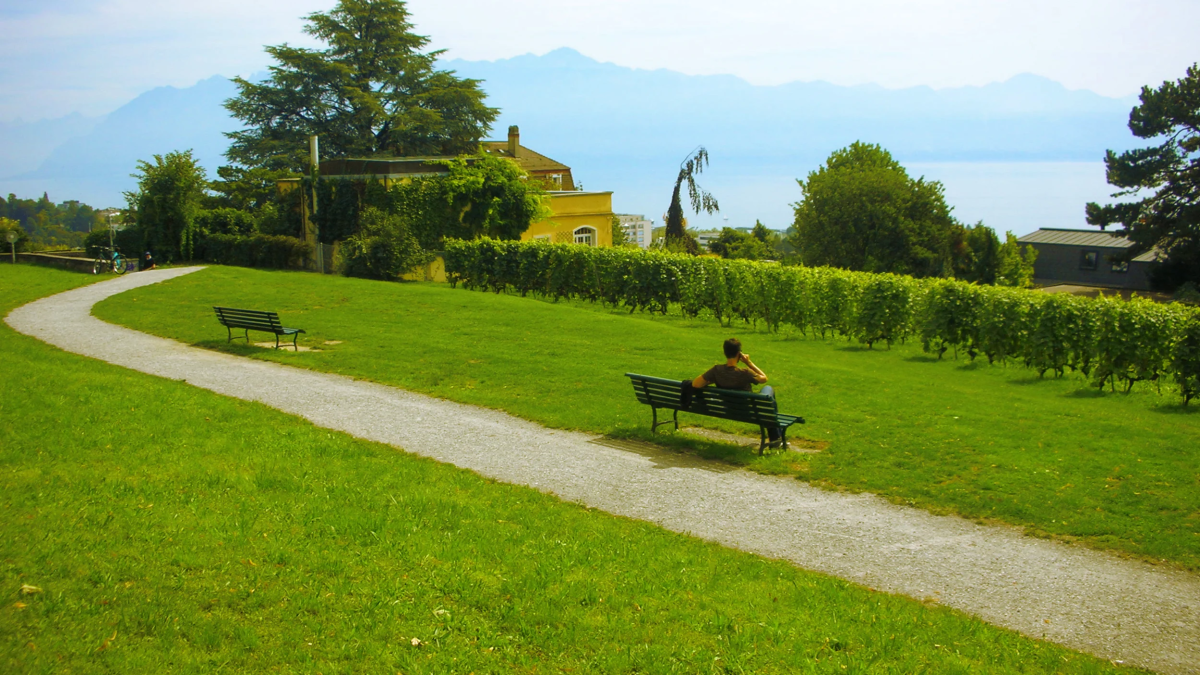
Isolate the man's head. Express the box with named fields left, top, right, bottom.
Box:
left=723, top=338, right=742, bottom=359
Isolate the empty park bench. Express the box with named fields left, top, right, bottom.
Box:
left=625, top=373, right=805, bottom=455
left=213, top=306, right=306, bottom=351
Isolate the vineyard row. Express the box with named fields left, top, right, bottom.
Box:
left=443, top=239, right=1200, bottom=404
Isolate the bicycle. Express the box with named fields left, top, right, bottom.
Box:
left=92, top=246, right=127, bottom=275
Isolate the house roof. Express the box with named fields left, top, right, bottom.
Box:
left=1017, top=228, right=1160, bottom=262
left=1017, top=228, right=1131, bottom=248
left=481, top=141, right=571, bottom=173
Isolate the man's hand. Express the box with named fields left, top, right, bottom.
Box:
left=739, top=353, right=752, bottom=364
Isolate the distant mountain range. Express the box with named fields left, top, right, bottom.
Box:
left=1, top=48, right=1138, bottom=227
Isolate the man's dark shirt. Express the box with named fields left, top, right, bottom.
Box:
left=701, top=364, right=757, bottom=391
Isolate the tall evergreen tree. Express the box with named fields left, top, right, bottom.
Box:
left=1086, top=64, right=1200, bottom=290
left=225, top=0, right=498, bottom=171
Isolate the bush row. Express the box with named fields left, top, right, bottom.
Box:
left=198, top=233, right=312, bottom=270
left=444, top=238, right=1200, bottom=402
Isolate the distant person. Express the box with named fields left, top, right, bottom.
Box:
left=142, top=251, right=155, bottom=271
left=692, top=338, right=781, bottom=445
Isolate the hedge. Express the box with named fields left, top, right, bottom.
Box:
left=199, top=233, right=312, bottom=270
left=444, top=238, right=1200, bottom=403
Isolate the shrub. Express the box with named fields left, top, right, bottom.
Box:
left=340, top=207, right=431, bottom=281
left=199, top=233, right=312, bottom=269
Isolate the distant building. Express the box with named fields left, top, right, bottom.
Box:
left=695, top=230, right=720, bottom=251
left=616, top=214, right=652, bottom=248
left=1017, top=228, right=1157, bottom=291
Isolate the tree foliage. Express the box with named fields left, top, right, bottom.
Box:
left=310, top=155, right=548, bottom=250
left=1086, top=64, right=1200, bottom=290
left=708, top=221, right=781, bottom=260
left=340, top=206, right=431, bottom=279
left=125, top=150, right=208, bottom=262
left=0, top=193, right=102, bottom=250
left=664, top=147, right=718, bottom=254
left=225, top=0, right=498, bottom=171
left=790, top=142, right=959, bottom=277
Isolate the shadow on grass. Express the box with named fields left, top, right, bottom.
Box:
left=1063, top=387, right=1109, bottom=399
left=905, top=355, right=941, bottom=364
left=1149, top=402, right=1199, bottom=415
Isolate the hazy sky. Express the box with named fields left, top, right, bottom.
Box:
left=1, top=0, right=1196, bottom=122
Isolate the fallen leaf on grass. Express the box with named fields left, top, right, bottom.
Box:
left=411, top=637, right=422, bottom=647
left=14, top=602, right=27, bottom=609
left=97, top=629, right=117, bottom=652
left=20, top=584, right=41, bottom=595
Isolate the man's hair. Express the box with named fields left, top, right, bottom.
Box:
left=723, top=338, right=742, bottom=359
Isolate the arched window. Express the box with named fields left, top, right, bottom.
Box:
left=573, top=226, right=596, bottom=247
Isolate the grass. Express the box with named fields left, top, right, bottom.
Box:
left=91, top=265, right=1200, bottom=571
left=0, top=262, right=1144, bottom=673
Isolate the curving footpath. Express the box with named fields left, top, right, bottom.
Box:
left=8, top=267, right=1200, bottom=674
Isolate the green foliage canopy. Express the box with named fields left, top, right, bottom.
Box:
left=125, top=150, right=209, bottom=262
left=225, top=0, right=498, bottom=171
left=0, top=193, right=101, bottom=250
left=1086, top=64, right=1200, bottom=290
left=312, top=154, right=548, bottom=249
left=708, top=221, right=781, bottom=260
left=340, top=206, right=431, bottom=279
left=790, top=142, right=959, bottom=278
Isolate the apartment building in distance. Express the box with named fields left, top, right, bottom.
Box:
left=617, top=214, right=653, bottom=249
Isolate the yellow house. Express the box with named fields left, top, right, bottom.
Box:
left=523, top=191, right=615, bottom=247
left=278, top=128, right=617, bottom=275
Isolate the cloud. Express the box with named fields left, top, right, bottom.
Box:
left=2, top=0, right=1196, bottom=122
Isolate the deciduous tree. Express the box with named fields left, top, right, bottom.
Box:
left=125, top=150, right=208, bottom=262
left=790, top=142, right=959, bottom=277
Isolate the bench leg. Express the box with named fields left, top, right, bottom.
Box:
left=292, top=333, right=299, bottom=351
left=759, top=427, right=767, bottom=456
left=275, top=334, right=280, bottom=350
left=227, top=326, right=232, bottom=343
left=650, top=407, right=679, bottom=433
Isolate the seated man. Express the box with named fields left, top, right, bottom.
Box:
left=692, top=338, right=781, bottom=444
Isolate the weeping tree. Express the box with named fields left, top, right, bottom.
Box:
left=664, top=147, right=719, bottom=254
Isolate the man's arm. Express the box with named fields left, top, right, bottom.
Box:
left=740, top=353, right=768, bottom=384
left=691, top=374, right=709, bottom=388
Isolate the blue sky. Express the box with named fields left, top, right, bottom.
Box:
left=1, top=0, right=1196, bottom=122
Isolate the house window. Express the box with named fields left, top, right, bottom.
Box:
left=1080, top=250, right=1098, bottom=271
left=1111, top=260, right=1129, bottom=273
left=573, top=226, right=596, bottom=246
left=550, top=174, right=563, bottom=188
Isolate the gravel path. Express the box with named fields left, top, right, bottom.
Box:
left=8, top=267, right=1200, bottom=674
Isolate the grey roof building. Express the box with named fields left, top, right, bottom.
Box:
left=1017, top=228, right=1158, bottom=291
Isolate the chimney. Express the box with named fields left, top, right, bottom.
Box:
left=507, top=125, right=520, bottom=158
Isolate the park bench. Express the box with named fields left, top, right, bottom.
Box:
left=213, top=306, right=306, bottom=351
left=625, top=373, right=805, bottom=455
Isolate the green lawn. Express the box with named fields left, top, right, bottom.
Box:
left=91, top=265, right=1200, bottom=572
left=1, top=263, right=1142, bottom=673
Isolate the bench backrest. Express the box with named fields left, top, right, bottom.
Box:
left=625, top=373, right=781, bottom=426
left=214, top=306, right=284, bottom=332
